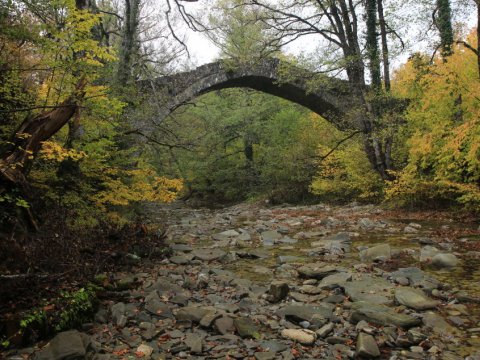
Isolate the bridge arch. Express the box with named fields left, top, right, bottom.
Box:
left=144, top=59, right=359, bottom=131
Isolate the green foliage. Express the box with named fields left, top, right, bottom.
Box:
left=55, top=286, right=98, bottom=331
left=152, top=89, right=324, bottom=203
left=0, top=285, right=99, bottom=349
left=209, top=0, right=280, bottom=69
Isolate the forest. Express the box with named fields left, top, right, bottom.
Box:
left=0, top=0, right=480, bottom=359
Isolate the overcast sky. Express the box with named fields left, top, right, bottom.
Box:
left=178, top=1, right=477, bottom=69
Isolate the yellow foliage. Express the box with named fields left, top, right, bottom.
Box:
left=40, top=141, right=87, bottom=162
left=93, top=166, right=183, bottom=211
left=388, top=28, right=480, bottom=210
left=310, top=141, right=383, bottom=202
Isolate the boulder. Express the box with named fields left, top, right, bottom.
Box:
left=192, top=248, right=227, bottom=262
left=184, top=333, right=203, bottom=353
left=419, top=246, right=440, bottom=262
left=422, top=313, right=461, bottom=335
left=359, top=244, right=391, bottom=262
left=395, top=287, right=439, bottom=310
left=350, top=302, right=421, bottom=329
left=297, top=264, right=339, bottom=279
left=214, top=316, right=235, bottom=335
left=233, top=317, right=261, bottom=339
left=276, top=304, right=333, bottom=327
left=319, top=272, right=352, bottom=289
left=342, top=276, right=393, bottom=305
left=261, top=230, right=282, bottom=246
left=36, top=330, right=90, bottom=360
left=267, top=281, right=289, bottom=303
left=175, top=307, right=212, bottom=323
left=144, top=292, right=173, bottom=318
left=431, top=253, right=459, bottom=268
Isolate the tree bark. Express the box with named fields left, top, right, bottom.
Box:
left=366, top=0, right=381, bottom=91
left=377, top=0, right=391, bottom=91
left=117, top=0, right=140, bottom=86
left=436, top=0, right=454, bottom=57
left=0, top=80, right=86, bottom=189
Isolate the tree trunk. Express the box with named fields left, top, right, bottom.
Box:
left=366, top=0, right=381, bottom=91
left=0, top=80, right=86, bottom=189
left=377, top=0, right=391, bottom=91
left=117, top=0, right=140, bottom=86
left=436, top=0, right=454, bottom=57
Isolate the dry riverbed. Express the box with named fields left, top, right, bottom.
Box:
left=6, top=202, right=480, bottom=360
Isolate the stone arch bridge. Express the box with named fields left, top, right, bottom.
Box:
left=140, top=58, right=362, bottom=131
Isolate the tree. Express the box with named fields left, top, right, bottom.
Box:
left=236, top=0, right=403, bottom=180
left=436, top=0, right=454, bottom=57
left=208, top=0, right=280, bottom=67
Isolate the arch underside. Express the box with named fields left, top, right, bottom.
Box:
left=170, top=75, right=353, bottom=130
left=198, top=76, right=342, bottom=122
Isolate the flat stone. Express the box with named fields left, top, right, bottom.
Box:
left=233, top=317, right=261, bottom=339
left=395, top=287, right=439, bottom=310
left=169, top=255, right=192, bottom=265
left=145, top=279, right=185, bottom=295
left=219, top=230, right=240, bottom=237
left=200, top=311, right=221, bottom=328
left=192, top=248, right=227, bottom=262
left=277, top=304, right=333, bottom=327
left=278, top=236, right=297, bottom=244
left=258, top=340, right=288, bottom=353
left=170, top=244, right=193, bottom=252
left=297, top=264, right=339, bottom=279
left=281, top=329, right=316, bottom=345
left=184, top=333, right=203, bottom=353
left=36, top=330, right=90, bottom=360
left=350, top=302, right=421, bottom=329
left=319, top=272, right=352, bottom=289
left=254, top=351, right=276, bottom=360
left=342, top=276, right=393, bottom=304
left=214, top=316, right=235, bottom=335
left=431, top=253, right=459, bottom=268
left=144, top=292, right=173, bottom=318
left=116, top=275, right=136, bottom=290
left=139, top=322, right=158, bottom=340
left=359, top=244, right=391, bottom=262
left=170, top=294, right=189, bottom=307
left=277, top=255, right=302, bottom=264
left=422, top=313, right=460, bottom=335
left=356, top=333, right=380, bottom=358
left=299, top=285, right=322, bottom=295
left=261, top=230, right=282, bottom=245
left=389, top=267, right=440, bottom=290
left=310, top=239, right=350, bottom=255
left=175, top=307, right=211, bottom=323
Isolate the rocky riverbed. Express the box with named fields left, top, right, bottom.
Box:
left=7, top=202, right=480, bottom=359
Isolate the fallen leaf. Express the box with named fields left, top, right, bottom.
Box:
left=112, top=348, right=129, bottom=356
